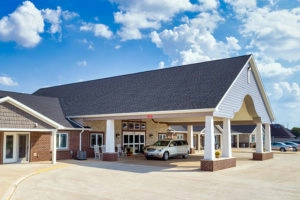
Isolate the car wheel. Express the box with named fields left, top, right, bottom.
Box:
left=183, top=151, right=189, bottom=159
left=146, top=156, right=151, bottom=160
left=293, top=147, right=297, bottom=151
left=280, top=148, right=285, bottom=152
left=162, top=152, right=169, bottom=160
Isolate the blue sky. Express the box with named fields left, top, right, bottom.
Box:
left=0, top=0, right=300, bottom=128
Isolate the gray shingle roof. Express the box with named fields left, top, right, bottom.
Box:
left=0, top=90, right=75, bottom=128
left=34, top=55, right=251, bottom=116
left=271, top=124, right=296, bottom=138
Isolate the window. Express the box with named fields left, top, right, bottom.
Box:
left=56, top=133, right=68, bottom=149
left=158, top=134, right=166, bottom=140
left=90, top=133, right=103, bottom=147
left=176, top=134, right=184, bottom=140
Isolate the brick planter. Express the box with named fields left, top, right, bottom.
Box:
left=253, top=152, right=273, bottom=161
left=102, top=152, right=118, bottom=161
left=200, top=157, right=236, bottom=171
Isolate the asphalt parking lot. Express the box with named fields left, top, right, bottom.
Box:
left=1, top=151, right=300, bottom=200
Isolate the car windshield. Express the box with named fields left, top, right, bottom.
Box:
left=153, top=140, right=170, bottom=146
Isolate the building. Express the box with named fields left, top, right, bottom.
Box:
left=0, top=55, right=275, bottom=171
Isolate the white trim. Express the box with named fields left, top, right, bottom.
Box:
left=68, top=108, right=216, bottom=120
left=0, top=128, right=57, bottom=132
left=0, top=96, right=65, bottom=129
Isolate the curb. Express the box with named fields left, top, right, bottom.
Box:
left=2, top=164, right=69, bottom=200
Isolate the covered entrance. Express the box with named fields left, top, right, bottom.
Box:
left=123, top=131, right=145, bottom=154
left=3, top=132, right=30, bottom=163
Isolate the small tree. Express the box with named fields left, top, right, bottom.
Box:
left=291, top=127, right=300, bottom=138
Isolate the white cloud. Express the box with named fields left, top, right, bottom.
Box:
left=80, top=38, right=94, bottom=50
left=158, top=61, right=165, bottom=69
left=114, top=45, right=121, bottom=49
left=77, top=60, right=87, bottom=67
left=272, top=82, right=300, bottom=103
left=42, top=6, right=79, bottom=41
left=42, top=7, right=62, bottom=39
left=226, top=0, right=300, bottom=62
left=112, top=0, right=196, bottom=40
left=80, top=23, right=113, bottom=39
left=0, top=76, right=18, bottom=86
left=150, top=11, right=241, bottom=65
left=0, top=1, right=44, bottom=48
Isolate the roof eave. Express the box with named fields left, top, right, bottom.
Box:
left=0, top=96, right=65, bottom=130
left=67, top=108, right=216, bottom=121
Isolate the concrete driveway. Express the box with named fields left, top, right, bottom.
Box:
left=1, top=151, right=300, bottom=200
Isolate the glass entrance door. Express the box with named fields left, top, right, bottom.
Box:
left=3, top=133, right=29, bottom=163
left=18, top=134, right=29, bottom=162
left=4, top=134, right=17, bottom=163
left=123, top=131, right=145, bottom=154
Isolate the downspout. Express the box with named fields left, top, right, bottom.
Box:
left=66, top=117, right=85, bottom=151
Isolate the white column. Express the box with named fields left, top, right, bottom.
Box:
left=198, top=133, right=201, bottom=151
left=204, top=116, right=215, bottom=160
left=265, top=123, right=271, bottom=152
left=237, top=135, right=240, bottom=149
left=106, top=120, right=115, bottom=153
left=222, top=118, right=232, bottom=158
left=256, top=122, right=263, bottom=153
left=52, top=130, right=57, bottom=164
left=187, top=125, right=194, bottom=149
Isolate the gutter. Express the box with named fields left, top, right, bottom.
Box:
left=66, top=117, right=90, bottom=151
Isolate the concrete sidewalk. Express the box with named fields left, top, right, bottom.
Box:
left=1, top=151, right=300, bottom=200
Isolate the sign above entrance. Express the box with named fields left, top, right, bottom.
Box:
left=147, top=114, right=153, bottom=119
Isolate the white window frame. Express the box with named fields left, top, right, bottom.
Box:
left=56, top=133, right=68, bottom=150
left=158, top=134, right=166, bottom=140
left=90, top=133, right=104, bottom=148
left=176, top=134, right=184, bottom=140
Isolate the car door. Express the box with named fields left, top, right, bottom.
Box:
left=168, top=141, right=177, bottom=157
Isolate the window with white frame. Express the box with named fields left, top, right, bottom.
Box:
left=158, top=134, right=166, bottom=140
left=56, top=133, right=68, bottom=149
left=90, top=133, right=103, bottom=147
left=176, top=134, right=184, bottom=139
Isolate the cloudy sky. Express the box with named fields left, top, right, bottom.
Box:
left=0, top=0, right=300, bottom=128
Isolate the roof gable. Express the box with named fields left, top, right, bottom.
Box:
left=0, top=91, right=75, bottom=129
left=34, top=55, right=251, bottom=117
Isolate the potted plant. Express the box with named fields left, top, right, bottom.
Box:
left=215, top=150, right=221, bottom=158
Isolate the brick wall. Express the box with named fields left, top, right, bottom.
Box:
left=30, top=132, right=52, bottom=162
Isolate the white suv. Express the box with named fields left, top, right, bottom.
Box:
left=144, top=139, right=190, bottom=160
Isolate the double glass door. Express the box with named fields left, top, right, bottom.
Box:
left=3, top=133, right=29, bottom=163
left=123, top=131, right=145, bottom=154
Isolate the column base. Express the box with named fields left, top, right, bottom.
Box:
left=253, top=152, right=273, bottom=161
left=200, top=157, right=236, bottom=171
left=103, top=152, right=118, bottom=161
left=190, top=148, right=195, bottom=154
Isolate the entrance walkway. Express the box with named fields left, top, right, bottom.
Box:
left=2, top=151, right=299, bottom=200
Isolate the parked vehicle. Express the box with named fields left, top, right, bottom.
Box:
left=144, top=139, right=190, bottom=160
left=271, top=142, right=293, bottom=152
left=288, top=140, right=300, bottom=145
left=284, top=141, right=299, bottom=151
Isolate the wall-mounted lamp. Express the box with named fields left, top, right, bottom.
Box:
left=149, top=133, right=154, bottom=137
left=34, top=123, right=38, bottom=128
left=116, top=133, right=120, bottom=138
